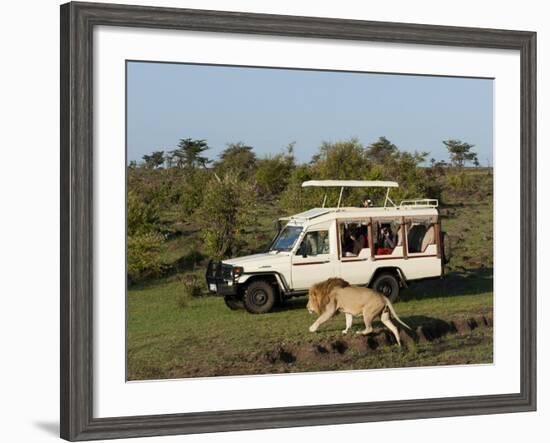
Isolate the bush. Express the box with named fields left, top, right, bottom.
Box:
left=127, top=190, right=160, bottom=236
left=175, top=169, right=210, bottom=215
left=281, top=138, right=440, bottom=209
left=446, top=171, right=473, bottom=192
left=215, top=143, right=257, bottom=180
left=174, top=275, right=203, bottom=310
left=255, top=147, right=295, bottom=196
left=279, top=164, right=317, bottom=212
left=127, top=232, right=165, bottom=284
left=198, top=175, right=257, bottom=259
left=181, top=274, right=204, bottom=298
left=313, top=139, right=368, bottom=179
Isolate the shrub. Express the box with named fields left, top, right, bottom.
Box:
left=255, top=146, right=295, bottom=196
left=127, top=190, right=160, bottom=236
left=198, top=175, right=257, bottom=259
left=279, top=164, right=317, bottom=212
left=446, top=171, right=473, bottom=192
left=174, top=275, right=203, bottom=310
left=215, top=143, right=257, bottom=180
left=175, top=168, right=210, bottom=215
left=181, top=274, right=204, bottom=298
left=127, top=232, right=165, bottom=284
left=312, top=139, right=368, bottom=180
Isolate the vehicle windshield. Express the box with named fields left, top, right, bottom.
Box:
left=270, top=225, right=303, bottom=252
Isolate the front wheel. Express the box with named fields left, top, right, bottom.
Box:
left=371, top=273, right=400, bottom=303
left=243, top=280, right=276, bottom=314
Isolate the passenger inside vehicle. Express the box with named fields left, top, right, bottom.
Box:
left=349, top=228, right=366, bottom=255
left=376, top=223, right=396, bottom=255
left=341, top=223, right=369, bottom=256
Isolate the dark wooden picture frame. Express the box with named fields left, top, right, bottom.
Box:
left=60, top=2, right=536, bottom=440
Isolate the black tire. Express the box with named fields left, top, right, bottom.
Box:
left=224, top=295, right=243, bottom=310
left=371, top=272, right=400, bottom=302
left=243, top=280, right=276, bottom=314
left=440, top=231, right=452, bottom=264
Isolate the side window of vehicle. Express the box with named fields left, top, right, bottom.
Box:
left=297, top=230, right=330, bottom=256
left=407, top=217, right=436, bottom=253
left=340, top=221, right=369, bottom=257
left=373, top=219, right=400, bottom=255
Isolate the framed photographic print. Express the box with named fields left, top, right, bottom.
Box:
left=60, top=1, right=536, bottom=441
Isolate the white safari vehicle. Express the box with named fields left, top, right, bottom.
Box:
left=206, top=180, right=449, bottom=313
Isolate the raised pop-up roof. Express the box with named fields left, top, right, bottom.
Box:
left=302, top=180, right=399, bottom=188
left=302, top=179, right=399, bottom=208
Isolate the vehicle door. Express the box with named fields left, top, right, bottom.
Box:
left=291, top=222, right=336, bottom=290
left=337, top=219, right=373, bottom=285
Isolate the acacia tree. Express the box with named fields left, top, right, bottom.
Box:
left=365, top=136, right=398, bottom=164
left=443, top=139, right=478, bottom=168
left=141, top=150, right=165, bottom=169
left=215, top=142, right=257, bottom=179
left=170, top=138, right=211, bottom=169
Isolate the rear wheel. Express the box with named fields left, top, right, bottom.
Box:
left=440, top=231, right=452, bottom=264
left=224, top=295, right=243, bottom=310
left=371, top=273, right=400, bottom=303
left=243, top=280, right=276, bottom=314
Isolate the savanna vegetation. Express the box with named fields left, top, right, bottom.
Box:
left=127, top=136, right=492, bottom=379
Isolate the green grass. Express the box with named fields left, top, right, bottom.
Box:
left=128, top=278, right=492, bottom=380
left=128, top=167, right=494, bottom=380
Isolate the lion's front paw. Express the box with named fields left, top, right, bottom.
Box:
left=309, top=325, right=318, bottom=333
left=341, top=329, right=348, bottom=335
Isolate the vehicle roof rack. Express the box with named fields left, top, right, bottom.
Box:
left=302, top=180, right=398, bottom=188
left=399, top=199, right=439, bottom=208
left=301, top=180, right=399, bottom=208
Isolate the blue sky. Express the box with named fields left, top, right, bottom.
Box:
left=127, top=61, right=493, bottom=165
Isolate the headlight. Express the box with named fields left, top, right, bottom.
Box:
left=232, top=266, right=244, bottom=277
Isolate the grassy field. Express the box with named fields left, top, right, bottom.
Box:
left=128, top=279, right=492, bottom=380
left=127, top=168, right=493, bottom=380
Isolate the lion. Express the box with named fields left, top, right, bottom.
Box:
left=307, top=278, right=411, bottom=346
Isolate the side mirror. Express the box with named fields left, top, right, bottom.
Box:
left=298, top=242, right=308, bottom=258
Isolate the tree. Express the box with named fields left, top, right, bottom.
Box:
left=142, top=150, right=165, bottom=169
left=312, top=138, right=367, bottom=179
left=164, top=151, right=175, bottom=168
left=169, top=138, right=211, bottom=169
left=365, top=136, right=398, bottom=164
left=127, top=232, right=164, bottom=284
left=127, top=190, right=160, bottom=236
left=198, top=175, right=257, bottom=259
left=279, top=164, right=317, bottom=212
left=255, top=155, right=291, bottom=196
left=215, top=142, right=257, bottom=179
left=255, top=144, right=295, bottom=196
left=443, top=139, right=478, bottom=168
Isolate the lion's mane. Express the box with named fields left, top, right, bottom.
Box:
left=307, top=277, right=350, bottom=314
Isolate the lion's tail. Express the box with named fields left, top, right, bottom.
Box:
left=385, top=299, right=411, bottom=330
